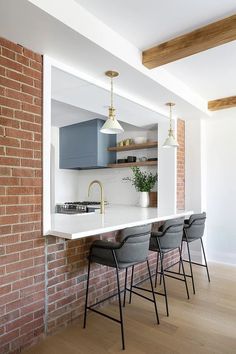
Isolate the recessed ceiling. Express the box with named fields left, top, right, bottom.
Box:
left=75, top=0, right=236, bottom=49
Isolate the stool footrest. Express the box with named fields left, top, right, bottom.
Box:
left=87, top=307, right=121, bottom=324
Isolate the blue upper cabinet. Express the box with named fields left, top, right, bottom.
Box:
left=59, top=119, right=116, bottom=169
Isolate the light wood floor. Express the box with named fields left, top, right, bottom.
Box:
left=24, top=262, right=236, bottom=354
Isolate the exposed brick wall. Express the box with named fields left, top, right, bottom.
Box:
left=177, top=119, right=185, bottom=210
left=0, top=37, right=181, bottom=353
left=0, top=38, right=44, bottom=354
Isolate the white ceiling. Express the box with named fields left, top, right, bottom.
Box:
left=75, top=0, right=236, bottom=49
left=51, top=67, right=165, bottom=127
left=0, top=0, right=235, bottom=121
left=75, top=0, right=236, bottom=103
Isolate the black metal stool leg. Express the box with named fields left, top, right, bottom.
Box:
left=186, top=239, right=196, bottom=294
left=200, top=238, right=210, bottom=282
left=129, top=265, right=134, bottom=304
left=160, top=252, right=169, bottom=316
left=178, top=247, right=190, bottom=299
left=147, top=259, right=159, bottom=324
left=154, top=251, right=159, bottom=288
left=83, top=254, right=91, bottom=329
left=179, top=240, right=184, bottom=273
left=123, top=268, right=128, bottom=307
left=112, top=250, right=125, bottom=350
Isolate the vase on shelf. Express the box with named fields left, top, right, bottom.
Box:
left=139, top=192, right=149, bottom=208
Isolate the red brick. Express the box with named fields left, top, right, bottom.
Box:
left=6, top=241, right=33, bottom=254
left=0, top=56, right=22, bottom=73
left=20, top=159, right=41, bottom=168
left=6, top=313, right=33, bottom=332
left=12, top=278, right=33, bottom=291
left=22, top=102, right=41, bottom=115
left=0, top=156, right=20, bottom=166
left=19, top=195, right=41, bottom=204
left=21, top=121, right=41, bottom=133
left=6, top=259, right=34, bottom=274
left=20, top=247, right=44, bottom=260
left=1, top=47, right=16, bottom=60
left=0, top=136, right=20, bottom=147
left=14, top=110, right=35, bottom=122
left=0, top=117, right=20, bottom=128
left=20, top=177, right=41, bottom=186
left=0, top=96, right=21, bottom=109
left=0, top=291, right=19, bottom=306
left=0, top=329, right=19, bottom=346
left=20, top=140, right=41, bottom=150
left=0, top=214, right=19, bottom=225
left=0, top=65, right=6, bottom=76
left=7, top=186, right=34, bottom=195
left=30, top=60, right=42, bottom=72
left=16, top=54, right=29, bottom=66
left=21, top=84, right=41, bottom=98
left=1, top=107, right=14, bottom=118
left=23, top=66, right=41, bottom=80
left=23, top=48, right=42, bottom=63
left=0, top=234, right=19, bottom=245
left=12, top=223, right=35, bottom=233
left=12, top=168, right=34, bottom=177
left=0, top=76, right=21, bottom=90
left=0, top=38, right=23, bottom=54
left=6, top=69, right=33, bottom=86
left=0, top=167, right=11, bottom=176
left=6, top=147, right=33, bottom=158
left=0, top=177, right=20, bottom=186
left=6, top=205, right=34, bottom=215
left=5, top=88, right=33, bottom=104
left=0, top=225, right=12, bottom=235
left=5, top=127, right=33, bottom=141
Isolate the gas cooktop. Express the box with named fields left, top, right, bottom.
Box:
left=55, top=201, right=101, bottom=214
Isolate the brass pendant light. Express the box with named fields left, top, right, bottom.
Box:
left=100, top=71, right=124, bottom=134
left=163, top=102, right=179, bottom=148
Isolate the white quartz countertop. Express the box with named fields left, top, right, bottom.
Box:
left=46, top=205, right=193, bottom=240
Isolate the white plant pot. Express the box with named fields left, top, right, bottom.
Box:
left=139, top=192, right=149, bottom=208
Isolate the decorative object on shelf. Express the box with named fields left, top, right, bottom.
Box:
left=163, top=102, right=179, bottom=148
left=123, top=167, right=157, bottom=207
left=108, top=141, right=158, bottom=152
left=149, top=191, right=157, bottom=207
left=100, top=71, right=124, bottom=134
left=127, top=156, right=136, bottom=163
left=134, top=137, right=147, bottom=144
left=139, top=156, right=147, bottom=162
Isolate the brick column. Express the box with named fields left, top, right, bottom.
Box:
left=0, top=37, right=44, bottom=353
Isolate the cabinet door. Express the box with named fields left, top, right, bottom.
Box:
left=59, top=120, right=98, bottom=169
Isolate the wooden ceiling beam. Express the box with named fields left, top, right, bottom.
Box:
left=142, top=15, right=236, bottom=69
left=208, top=96, right=236, bottom=111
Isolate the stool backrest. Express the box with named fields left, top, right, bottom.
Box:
left=158, top=217, right=184, bottom=250
left=116, top=224, right=151, bottom=263
left=185, top=212, right=206, bottom=239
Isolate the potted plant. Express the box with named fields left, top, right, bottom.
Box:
left=123, top=167, right=157, bottom=207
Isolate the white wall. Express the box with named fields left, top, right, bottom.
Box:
left=51, top=127, right=80, bottom=209
left=185, top=113, right=236, bottom=265
left=205, top=114, right=236, bottom=265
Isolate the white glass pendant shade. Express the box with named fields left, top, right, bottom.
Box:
left=100, top=117, right=124, bottom=134
left=100, top=70, right=124, bottom=135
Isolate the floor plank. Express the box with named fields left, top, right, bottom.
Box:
left=23, top=262, right=236, bottom=354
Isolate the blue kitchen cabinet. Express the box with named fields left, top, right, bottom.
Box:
left=59, top=119, right=116, bottom=169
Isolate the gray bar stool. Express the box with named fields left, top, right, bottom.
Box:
left=148, top=217, right=189, bottom=316
left=181, top=212, right=210, bottom=294
left=83, top=224, right=159, bottom=350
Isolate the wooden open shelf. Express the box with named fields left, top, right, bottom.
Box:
left=107, top=141, right=158, bottom=152
left=107, top=160, right=157, bottom=168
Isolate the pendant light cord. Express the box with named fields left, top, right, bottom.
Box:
left=169, top=104, right=172, bottom=131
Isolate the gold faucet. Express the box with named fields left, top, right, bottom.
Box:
left=88, top=180, right=105, bottom=214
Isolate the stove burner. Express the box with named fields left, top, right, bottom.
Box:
left=65, top=201, right=101, bottom=206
